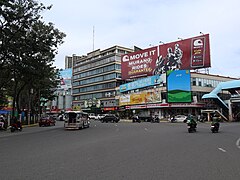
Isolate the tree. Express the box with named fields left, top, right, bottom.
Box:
left=0, top=0, right=66, bottom=118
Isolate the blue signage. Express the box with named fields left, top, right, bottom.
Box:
left=120, top=75, right=163, bottom=92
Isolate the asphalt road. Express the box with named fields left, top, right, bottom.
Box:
left=1, top=120, right=240, bottom=180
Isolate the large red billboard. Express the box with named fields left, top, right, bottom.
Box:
left=121, top=34, right=211, bottom=80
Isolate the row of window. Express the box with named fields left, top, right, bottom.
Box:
left=73, top=73, right=121, bottom=86
left=73, top=64, right=121, bottom=80
left=192, top=77, right=223, bottom=87
left=73, top=56, right=121, bottom=73
left=73, top=91, right=116, bottom=101
left=72, top=82, right=116, bottom=94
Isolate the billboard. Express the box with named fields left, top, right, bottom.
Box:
left=121, top=34, right=210, bottom=80
left=119, top=88, right=161, bottom=106
left=157, top=34, right=210, bottom=74
left=167, top=70, right=191, bottom=103
left=59, top=68, right=72, bottom=90
left=119, top=74, right=165, bottom=92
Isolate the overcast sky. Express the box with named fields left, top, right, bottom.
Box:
left=40, top=0, right=240, bottom=78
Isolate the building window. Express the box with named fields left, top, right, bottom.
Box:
left=192, top=78, right=196, bottom=86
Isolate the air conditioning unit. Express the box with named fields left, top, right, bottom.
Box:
left=105, top=92, right=111, bottom=97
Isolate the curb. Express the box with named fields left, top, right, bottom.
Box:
left=120, top=119, right=169, bottom=123
left=22, top=123, right=38, bottom=128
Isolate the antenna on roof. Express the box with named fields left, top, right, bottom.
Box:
left=93, top=26, right=95, bottom=51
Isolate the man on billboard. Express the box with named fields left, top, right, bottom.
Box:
left=174, top=43, right=183, bottom=69
left=153, top=43, right=183, bottom=75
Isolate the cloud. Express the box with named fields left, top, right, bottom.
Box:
left=41, top=0, right=240, bottom=77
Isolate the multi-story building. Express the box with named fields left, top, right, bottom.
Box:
left=72, top=46, right=133, bottom=114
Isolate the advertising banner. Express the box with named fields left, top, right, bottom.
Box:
left=120, top=74, right=165, bottom=92
left=59, top=68, right=72, bottom=90
left=121, top=34, right=210, bottom=80
left=119, top=88, right=161, bottom=106
left=121, top=46, right=158, bottom=80
left=157, top=34, right=210, bottom=74
left=167, top=70, right=192, bottom=103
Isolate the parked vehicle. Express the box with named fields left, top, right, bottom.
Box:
left=39, top=116, right=56, bottom=127
left=151, top=115, right=160, bottom=123
left=9, top=121, right=22, bottom=132
left=88, top=113, right=97, bottom=120
left=176, top=115, right=187, bottom=122
left=139, top=116, right=152, bottom=122
left=96, top=114, right=107, bottom=120
left=169, top=115, right=187, bottom=123
left=132, top=115, right=141, bottom=123
left=0, top=122, right=7, bottom=131
left=57, top=114, right=64, bottom=121
left=64, top=111, right=90, bottom=130
left=0, top=116, right=7, bottom=130
left=101, top=114, right=120, bottom=123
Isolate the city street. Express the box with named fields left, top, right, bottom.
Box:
left=1, top=120, right=240, bottom=180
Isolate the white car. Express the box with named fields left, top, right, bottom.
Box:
left=174, top=115, right=187, bottom=122
left=88, top=113, right=97, bottom=120
left=96, top=114, right=107, bottom=120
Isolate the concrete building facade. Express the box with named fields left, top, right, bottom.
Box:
left=72, top=46, right=133, bottom=114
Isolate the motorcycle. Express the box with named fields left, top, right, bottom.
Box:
left=211, top=122, right=220, bottom=133
left=9, top=121, right=22, bottom=132
left=0, top=122, right=7, bottom=131
left=132, top=115, right=141, bottom=123
left=170, top=117, right=176, bottom=123
left=151, top=116, right=160, bottom=123
left=187, top=120, right=197, bottom=133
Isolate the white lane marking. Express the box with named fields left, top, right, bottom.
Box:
left=218, top=148, right=226, bottom=153
left=236, top=138, right=240, bottom=149
left=144, top=128, right=148, bottom=131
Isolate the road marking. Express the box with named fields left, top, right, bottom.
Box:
left=218, top=148, right=226, bottom=152
left=236, top=138, right=240, bottom=149
left=144, top=128, right=148, bottom=131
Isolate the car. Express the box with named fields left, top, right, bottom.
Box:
left=88, top=113, right=97, bottom=120
left=171, top=115, right=187, bottom=123
left=101, top=114, right=120, bottom=123
left=96, top=114, right=107, bottom=120
left=57, top=114, right=64, bottom=121
left=39, top=116, right=56, bottom=127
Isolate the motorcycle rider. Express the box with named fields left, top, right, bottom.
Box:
left=211, top=114, right=220, bottom=130
left=186, top=114, right=197, bottom=128
left=132, top=114, right=140, bottom=123
left=11, top=116, right=22, bottom=131
left=0, top=115, right=6, bottom=130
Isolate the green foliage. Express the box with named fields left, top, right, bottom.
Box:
left=0, top=0, right=66, bottom=113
